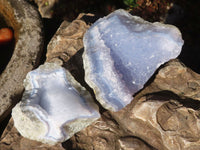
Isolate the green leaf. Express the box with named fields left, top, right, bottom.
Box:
left=123, top=0, right=138, bottom=8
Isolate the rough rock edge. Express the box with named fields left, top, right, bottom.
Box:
left=46, top=13, right=94, bottom=64
left=0, top=0, right=43, bottom=122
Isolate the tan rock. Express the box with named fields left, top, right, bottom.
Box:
left=138, top=59, right=200, bottom=101
left=70, top=94, right=200, bottom=150
left=70, top=112, right=153, bottom=150
left=46, top=13, right=94, bottom=64
left=46, top=13, right=96, bottom=86
left=113, top=95, right=200, bottom=150
left=118, top=137, right=152, bottom=150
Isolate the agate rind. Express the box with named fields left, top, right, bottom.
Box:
left=12, top=63, right=100, bottom=145
left=83, top=9, right=184, bottom=112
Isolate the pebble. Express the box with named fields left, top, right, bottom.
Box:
left=0, top=28, right=13, bottom=44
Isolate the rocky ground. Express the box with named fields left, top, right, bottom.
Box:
left=0, top=0, right=200, bottom=150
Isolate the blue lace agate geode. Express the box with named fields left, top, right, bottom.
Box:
left=83, top=9, right=184, bottom=111
left=12, top=63, right=100, bottom=145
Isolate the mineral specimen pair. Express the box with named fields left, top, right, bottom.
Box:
left=12, top=9, right=184, bottom=145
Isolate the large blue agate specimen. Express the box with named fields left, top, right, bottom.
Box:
left=12, top=63, right=100, bottom=145
left=83, top=9, right=184, bottom=112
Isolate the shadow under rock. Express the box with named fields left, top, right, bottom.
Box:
left=62, top=139, right=77, bottom=150
left=0, top=114, right=11, bottom=138
left=40, top=18, right=63, bottom=64
left=80, top=14, right=100, bottom=25
left=51, top=0, right=125, bottom=21
left=145, top=91, right=200, bottom=111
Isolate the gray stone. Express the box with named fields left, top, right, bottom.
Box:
left=0, top=0, right=43, bottom=122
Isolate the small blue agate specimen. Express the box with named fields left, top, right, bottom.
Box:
left=12, top=63, right=100, bottom=145
left=83, top=9, right=184, bottom=111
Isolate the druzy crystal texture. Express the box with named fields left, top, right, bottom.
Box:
left=12, top=63, right=100, bottom=145
left=83, top=9, right=184, bottom=112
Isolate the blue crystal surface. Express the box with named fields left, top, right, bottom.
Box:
left=12, top=63, right=100, bottom=144
left=83, top=9, right=184, bottom=111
